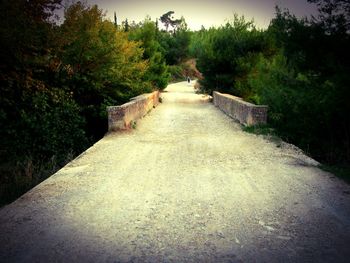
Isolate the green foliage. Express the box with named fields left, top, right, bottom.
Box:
left=243, top=124, right=276, bottom=136
left=58, top=2, right=150, bottom=138
left=0, top=0, right=90, bottom=205
left=157, top=12, right=191, bottom=65
left=320, top=164, right=350, bottom=183
left=192, top=15, right=271, bottom=96
left=0, top=0, right=86, bottom=162
left=160, top=11, right=183, bottom=33
left=0, top=81, right=88, bottom=164
left=0, top=155, right=66, bottom=207
left=168, top=65, right=184, bottom=81
left=246, top=52, right=323, bottom=148
left=2, top=0, right=349, bottom=206
left=247, top=7, right=350, bottom=163
left=168, top=59, right=202, bottom=82
left=0, top=0, right=165, bottom=205
left=194, top=7, right=350, bottom=165
left=129, top=18, right=170, bottom=90
left=243, top=124, right=282, bottom=146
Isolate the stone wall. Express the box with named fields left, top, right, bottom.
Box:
left=107, top=91, right=160, bottom=131
left=213, top=91, right=268, bottom=126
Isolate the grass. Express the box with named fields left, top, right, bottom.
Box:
left=243, top=124, right=274, bottom=135
left=243, top=124, right=282, bottom=147
left=0, top=153, right=74, bottom=207
left=243, top=124, right=350, bottom=184
left=131, top=120, right=137, bottom=129
left=319, top=164, right=350, bottom=183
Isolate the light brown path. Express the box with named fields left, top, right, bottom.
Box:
left=1, top=81, right=350, bottom=262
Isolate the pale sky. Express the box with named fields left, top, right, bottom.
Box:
left=85, top=0, right=319, bottom=30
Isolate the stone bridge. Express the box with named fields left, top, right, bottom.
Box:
left=1, top=81, right=350, bottom=262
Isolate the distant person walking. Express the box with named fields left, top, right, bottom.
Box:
left=187, top=76, right=191, bottom=84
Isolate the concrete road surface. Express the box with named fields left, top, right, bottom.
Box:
left=1, top=81, right=350, bottom=262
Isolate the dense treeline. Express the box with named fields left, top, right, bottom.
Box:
left=191, top=1, right=350, bottom=166
left=0, top=0, right=191, bottom=204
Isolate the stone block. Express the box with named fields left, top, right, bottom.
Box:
left=107, top=91, right=160, bottom=131
left=213, top=91, right=267, bottom=126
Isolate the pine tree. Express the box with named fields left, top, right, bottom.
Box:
left=114, top=11, right=117, bottom=27
left=123, top=18, right=129, bottom=32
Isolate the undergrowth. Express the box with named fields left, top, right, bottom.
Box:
left=243, top=124, right=282, bottom=147
left=244, top=124, right=350, bottom=184
left=319, top=165, right=350, bottom=183
left=0, top=153, right=74, bottom=207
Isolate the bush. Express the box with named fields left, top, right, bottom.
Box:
left=192, top=15, right=270, bottom=96
left=194, top=8, right=350, bottom=165
left=128, top=19, right=170, bottom=90
left=0, top=1, right=164, bottom=205
left=245, top=8, right=350, bottom=164
left=168, top=65, right=184, bottom=81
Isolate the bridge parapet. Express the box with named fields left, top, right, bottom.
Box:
left=213, top=91, right=267, bottom=126
left=107, top=91, right=160, bottom=131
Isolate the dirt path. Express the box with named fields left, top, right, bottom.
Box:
left=1, top=81, right=350, bottom=262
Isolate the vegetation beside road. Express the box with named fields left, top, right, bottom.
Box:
left=191, top=1, right=350, bottom=170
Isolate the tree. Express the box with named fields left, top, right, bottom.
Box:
left=114, top=11, right=117, bottom=27
left=122, top=18, right=130, bottom=32
left=160, top=11, right=182, bottom=33
left=248, top=5, right=350, bottom=163
left=0, top=0, right=89, bottom=204
left=157, top=15, right=191, bottom=65
left=194, top=15, right=268, bottom=96
left=308, top=0, right=350, bottom=33
left=155, top=19, right=159, bottom=31
left=160, top=11, right=174, bottom=31
left=129, top=18, right=169, bottom=89
left=59, top=2, right=149, bottom=138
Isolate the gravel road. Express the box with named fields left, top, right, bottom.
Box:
left=1, top=81, right=350, bottom=263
